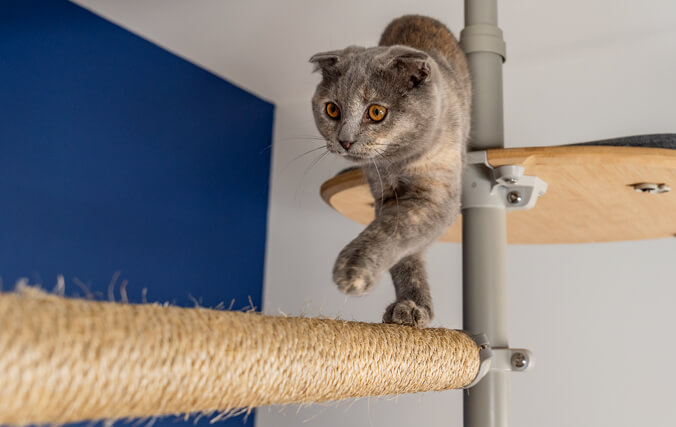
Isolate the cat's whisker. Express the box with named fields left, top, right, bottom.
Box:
left=260, top=137, right=326, bottom=155
left=370, top=158, right=385, bottom=217
left=372, top=147, right=393, bottom=159
left=281, top=146, right=329, bottom=173
left=373, top=148, right=400, bottom=238
left=369, top=142, right=399, bottom=146
left=373, top=148, right=396, bottom=175
left=300, top=150, right=330, bottom=181
left=278, top=136, right=328, bottom=143
left=259, top=144, right=274, bottom=155
left=294, top=150, right=331, bottom=204
left=391, top=185, right=400, bottom=239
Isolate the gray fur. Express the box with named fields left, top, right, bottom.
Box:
left=310, top=15, right=471, bottom=327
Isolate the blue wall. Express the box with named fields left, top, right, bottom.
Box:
left=0, top=1, right=273, bottom=425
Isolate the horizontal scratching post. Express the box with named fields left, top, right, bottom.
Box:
left=0, top=288, right=480, bottom=425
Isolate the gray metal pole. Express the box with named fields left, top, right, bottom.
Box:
left=461, top=0, right=510, bottom=426
left=463, top=0, right=505, bottom=150
left=462, top=207, right=509, bottom=427
left=466, top=52, right=504, bottom=149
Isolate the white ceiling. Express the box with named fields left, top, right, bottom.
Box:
left=73, top=0, right=676, bottom=146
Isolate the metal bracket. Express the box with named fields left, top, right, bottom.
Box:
left=462, top=151, right=548, bottom=211
left=465, top=333, right=494, bottom=389
left=464, top=334, right=534, bottom=388
left=491, top=348, right=535, bottom=372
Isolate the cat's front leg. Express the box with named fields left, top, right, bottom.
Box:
left=382, top=252, right=432, bottom=327
left=332, top=227, right=388, bottom=295
left=332, top=176, right=459, bottom=328
left=332, top=192, right=450, bottom=296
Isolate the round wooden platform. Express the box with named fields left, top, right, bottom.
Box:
left=320, top=146, right=676, bottom=244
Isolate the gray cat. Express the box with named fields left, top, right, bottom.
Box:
left=310, top=15, right=471, bottom=327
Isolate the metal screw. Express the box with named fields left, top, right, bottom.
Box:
left=633, top=183, right=658, bottom=193
left=511, top=352, right=529, bottom=371
left=507, top=191, right=522, bottom=205
left=633, top=183, right=671, bottom=194
left=504, top=177, right=518, bottom=184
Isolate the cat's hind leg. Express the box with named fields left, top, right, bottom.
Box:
left=382, top=252, right=433, bottom=328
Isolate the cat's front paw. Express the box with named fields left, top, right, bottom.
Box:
left=332, top=249, right=377, bottom=296
left=383, top=299, right=432, bottom=328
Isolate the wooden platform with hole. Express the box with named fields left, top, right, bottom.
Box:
left=320, top=146, right=676, bottom=244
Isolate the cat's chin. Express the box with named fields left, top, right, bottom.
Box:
left=342, top=152, right=374, bottom=163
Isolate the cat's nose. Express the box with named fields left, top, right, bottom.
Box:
left=339, top=140, right=354, bottom=151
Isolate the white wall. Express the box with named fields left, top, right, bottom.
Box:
left=74, top=1, right=676, bottom=426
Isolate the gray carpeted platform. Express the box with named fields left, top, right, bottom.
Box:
left=573, top=133, right=676, bottom=149
left=333, top=134, right=676, bottom=177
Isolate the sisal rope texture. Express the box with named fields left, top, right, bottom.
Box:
left=0, top=287, right=480, bottom=425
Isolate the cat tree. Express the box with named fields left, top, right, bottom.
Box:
left=321, top=1, right=676, bottom=427
left=0, top=1, right=674, bottom=426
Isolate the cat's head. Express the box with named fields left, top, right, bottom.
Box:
left=310, top=45, right=440, bottom=164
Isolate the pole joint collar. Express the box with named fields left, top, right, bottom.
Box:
left=460, top=24, right=507, bottom=62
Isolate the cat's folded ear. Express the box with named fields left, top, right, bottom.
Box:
left=309, top=49, right=345, bottom=80
left=385, top=46, right=432, bottom=89
left=309, top=50, right=342, bottom=71
left=310, top=46, right=363, bottom=79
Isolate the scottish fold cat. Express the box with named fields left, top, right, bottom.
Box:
left=310, top=15, right=471, bottom=327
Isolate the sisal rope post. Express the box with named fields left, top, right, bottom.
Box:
left=0, top=287, right=480, bottom=425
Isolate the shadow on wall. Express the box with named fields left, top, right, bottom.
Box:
left=0, top=1, right=274, bottom=426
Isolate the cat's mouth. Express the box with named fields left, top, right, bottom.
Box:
left=329, top=142, right=377, bottom=162
left=342, top=152, right=374, bottom=163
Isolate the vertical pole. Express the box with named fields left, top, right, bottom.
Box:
left=463, top=0, right=505, bottom=150
left=461, top=1, right=509, bottom=427
left=462, top=208, right=509, bottom=427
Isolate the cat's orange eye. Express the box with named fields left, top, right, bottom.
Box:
left=326, top=102, right=341, bottom=119
left=368, top=104, right=387, bottom=122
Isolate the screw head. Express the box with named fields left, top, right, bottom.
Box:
left=507, top=191, right=522, bottom=205
left=634, top=183, right=658, bottom=193
left=633, top=183, right=671, bottom=194
left=504, top=177, right=518, bottom=184
left=511, top=352, right=529, bottom=371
